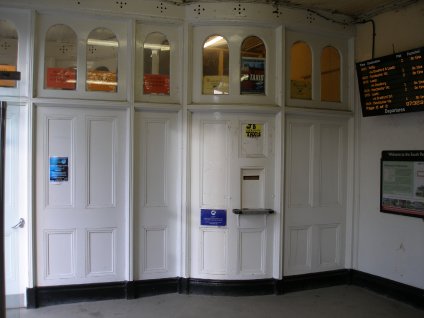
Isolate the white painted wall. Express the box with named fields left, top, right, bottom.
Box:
left=355, top=2, right=424, bottom=289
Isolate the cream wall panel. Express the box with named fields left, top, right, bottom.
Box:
left=201, top=228, right=228, bottom=275
left=145, top=120, right=168, bottom=207
left=319, top=124, right=343, bottom=207
left=4, top=233, right=15, bottom=281
left=86, top=228, right=116, bottom=276
left=87, top=117, right=116, bottom=208
left=143, top=227, right=167, bottom=273
left=44, top=229, right=76, bottom=279
left=287, top=226, right=312, bottom=272
left=239, top=229, right=265, bottom=275
left=46, top=117, right=74, bottom=208
left=201, top=121, right=229, bottom=208
left=318, top=224, right=341, bottom=268
left=287, top=122, right=313, bottom=208
left=4, top=108, right=19, bottom=210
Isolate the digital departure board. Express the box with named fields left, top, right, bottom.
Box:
left=356, top=47, right=424, bottom=117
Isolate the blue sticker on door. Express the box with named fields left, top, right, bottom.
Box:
left=49, top=156, right=69, bottom=182
left=200, top=209, right=227, bottom=226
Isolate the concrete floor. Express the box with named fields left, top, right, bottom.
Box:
left=8, top=285, right=423, bottom=318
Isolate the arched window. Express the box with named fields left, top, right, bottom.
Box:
left=290, top=41, right=312, bottom=100
left=86, top=27, right=118, bottom=92
left=44, top=24, right=77, bottom=90
left=143, top=32, right=170, bottom=95
left=321, top=46, right=340, bottom=102
left=240, top=36, right=266, bottom=95
left=0, top=20, right=18, bottom=88
left=202, top=34, right=229, bottom=95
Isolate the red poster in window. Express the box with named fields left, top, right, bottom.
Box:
left=143, top=74, right=170, bottom=95
left=46, top=68, right=76, bottom=90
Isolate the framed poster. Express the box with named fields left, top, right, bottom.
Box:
left=380, top=151, right=424, bottom=218
left=49, top=156, right=69, bottom=183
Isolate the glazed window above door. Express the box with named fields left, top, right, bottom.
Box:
left=44, top=24, right=77, bottom=91
left=290, top=41, right=312, bottom=100
left=240, top=36, right=266, bottom=95
left=86, top=27, right=118, bottom=93
left=0, top=19, right=18, bottom=88
left=143, top=32, right=170, bottom=96
left=321, top=46, right=341, bottom=102
left=202, top=34, right=229, bottom=95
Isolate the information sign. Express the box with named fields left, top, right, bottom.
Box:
left=49, top=156, right=69, bottom=183
left=200, top=209, right=227, bottom=226
left=381, top=151, right=424, bottom=218
left=356, top=47, right=424, bottom=116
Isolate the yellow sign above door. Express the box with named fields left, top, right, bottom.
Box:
left=245, top=123, right=262, bottom=138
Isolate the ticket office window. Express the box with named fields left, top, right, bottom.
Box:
left=202, top=34, right=229, bottom=95
left=240, top=36, right=266, bottom=95
left=290, top=41, right=312, bottom=100
left=86, top=27, right=118, bottom=93
left=0, top=19, right=18, bottom=88
left=38, top=14, right=128, bottom=100
left=287, top=31, right=348, bottom=110
left=193, top=26, right=275, bottom=105
left=321, top=46, right=340, bottom=102
left=135, top=23, right=181, bottom=104
left=44, top=24, right=77, bottom=91
left=143, top=32, right=170, bottom=96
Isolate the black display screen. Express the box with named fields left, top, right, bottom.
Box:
left=356, top=47, right=424, bottom=117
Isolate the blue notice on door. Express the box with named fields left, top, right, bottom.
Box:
left=49, top=156, right=69, bottom=182
left=201, top=209, right=227, bottom=226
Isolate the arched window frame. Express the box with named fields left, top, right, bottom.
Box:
left=142, top=31, right=171, bottom=96
left=86, top=27, right=119, bottom=93
left=290, top=40, right=312, bottom=100
left=44, top=24, right=78, bottom=91
left=0, top=19, right=19, bottom=89
left=240, top=35, right=266, bottom=95
left=202, top=34, right=230, bottom=95
left=320, top=45, right=341, bottom=103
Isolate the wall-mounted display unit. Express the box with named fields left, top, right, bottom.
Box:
left=356, top=47, right=424, bottom=117
left=381, top=151, right=424, bottom=219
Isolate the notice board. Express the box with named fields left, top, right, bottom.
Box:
left=380, top=151, right=424, bottom=218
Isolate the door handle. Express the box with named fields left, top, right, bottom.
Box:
left=11, top=218, right=25, bottom=229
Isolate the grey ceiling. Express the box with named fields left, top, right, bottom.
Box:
left=165, top=0, right=421, bottom=21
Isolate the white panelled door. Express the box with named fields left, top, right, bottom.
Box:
left=190, top=112, right=277, bottom=280
left=284, top=115, right=348, bottom=275
left=4, top=103, right=28, bottom=308
left=133, top=111, right=180, bottom=280
left=35, top=106, right=128, bottom=286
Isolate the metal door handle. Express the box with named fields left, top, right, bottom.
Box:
left=11, top=218, right=25, bottom=229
